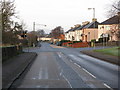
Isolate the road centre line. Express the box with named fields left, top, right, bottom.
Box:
left=103, top=83, right=113, bottom=90
left=58, top=54, right=62, bottom=58
left=82, top=68, right=96, bottom=78
left=58, top=52, right=113, bottom=89
left=73, top=63, right=81, bottom=68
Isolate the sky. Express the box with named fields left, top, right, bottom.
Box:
left=14, top=0, right=115, bottom=34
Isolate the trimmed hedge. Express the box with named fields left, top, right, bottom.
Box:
left=2, top=45, right=23, bottom=61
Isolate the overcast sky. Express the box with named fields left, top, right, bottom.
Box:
left=14, top=0, right=115, bottom=33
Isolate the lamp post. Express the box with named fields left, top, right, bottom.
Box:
left=33, top=22, right=47, bottom=31
left=32, top=22, right=47, bottom=46
left=88, top=8, right=96, bottom=49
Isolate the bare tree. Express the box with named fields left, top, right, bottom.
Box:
left=107, top=0, right=120, bottom=17
left=36, top=29, right=45, bottom=37
left=1, top=0, right=26, bottom=45
left=50, top=26, right=64, bottom=39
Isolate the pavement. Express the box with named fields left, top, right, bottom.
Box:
left=80, top=50, right=119, bottom=66
left=2, top=52, right=37, bottom=89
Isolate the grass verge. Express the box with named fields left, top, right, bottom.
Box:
left=94, top=47, right=120, bottom=57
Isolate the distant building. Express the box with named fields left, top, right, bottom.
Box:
left=65, top=25, right=81, bottom=41
left=58, top=34, right=65, bottom=40
left=74, top=22, right=89, bottom=41
left=38, top=37, right=51, bottom=41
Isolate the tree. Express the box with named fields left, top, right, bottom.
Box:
left=106, top=24, right=120, bottom=41
left=107, top=0, right=120, bottom=17
left=106, top=0, right=120, bottom=41
left=50, top=26, right=64, bottom=39
left=1, top=0, right=25, bottom=45
left=36, top=29, right=45, bottom=37
left=27, top=31, right=38, bottom=46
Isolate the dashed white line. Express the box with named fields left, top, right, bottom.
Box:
left=103, top=83, right=113, bottom=90
left=82, top=68, right=96, bottom=78
left=58, top=54, right=62, bottom=58
left=73, top=63, right=81, bottom=68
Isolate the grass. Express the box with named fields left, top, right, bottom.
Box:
left=94, top=47, right=120, bottom=57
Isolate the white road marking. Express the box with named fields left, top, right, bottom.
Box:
left=58, top=54, right=62, bottom=58
left=63, top=75, right=72, bottom=88
left=103, top=83, right=113, bottom=90
left=38, top=68, right=48, bottom=79
left=82, top=68, right=96, bottom=78
left=39, top=68, right=42, bottom=79
left=69, top=59, right=72, bottom=62
left=74, top=63, right=81, bottom=68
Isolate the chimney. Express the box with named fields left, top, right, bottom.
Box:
left=92, top=18, right=97, bottom=22
left=74, top=24, right=81, bottom=27
left=82, top=21, right=90, bottom=25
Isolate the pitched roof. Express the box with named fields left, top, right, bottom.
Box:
left=65, top=28, right=73, bottom=33
left=65, top=26, right=80, bottom=33
left=100, top=15, right=120, bottom=25
left=83, top=21, right=100, bottom=29
left=76, top=24, right=89, bottom=30
left=70, top=27, right=79, bottom=31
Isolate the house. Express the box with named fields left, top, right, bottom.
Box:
left=98, top=12, right=120, bottom=41
left=65, top=24, right=81, bottom=41
left=74, top=22, right=90, bottom=41
left=82, top=19, right=100, bottom=42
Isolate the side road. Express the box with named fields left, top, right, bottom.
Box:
left=2, top=52, right=37, bottom=89
left=80, top=50, right=119, bottom=66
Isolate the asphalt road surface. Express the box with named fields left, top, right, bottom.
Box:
left=11, top=42, right=119, bottom=89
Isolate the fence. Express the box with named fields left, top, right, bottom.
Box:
left=95, top=41, right=120, bottom=47
left=2, top=45, right=23, bottom=61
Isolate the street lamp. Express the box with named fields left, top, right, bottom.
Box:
left=33, top=22, right=47, bottom=31
left=88, top=8, right=95, bottom=19
left=32, top=22, right=47, bottom=46
left=88, top=8, right=96, bottom=49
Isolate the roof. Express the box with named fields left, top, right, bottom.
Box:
left=65, top=26, right=80, bottom=33
left=83, top=21, right=100, bottom=29
left=65, top=28, right=72, bottom=33
left=70, top=27, right=79, bottom=31
left=76, top=24, right=89, bottom=30
left=100, top=15, right=120, bottom=25
left=65, top=21, right=100, bottom=33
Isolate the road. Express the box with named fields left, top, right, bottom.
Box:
left=11, top=42, right=119, bottom=89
